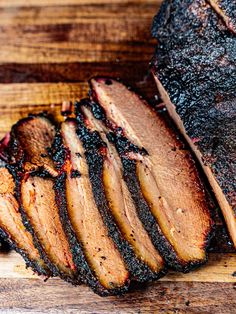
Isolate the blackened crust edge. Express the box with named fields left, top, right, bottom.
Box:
left=0, top=227, right=49, bottom=276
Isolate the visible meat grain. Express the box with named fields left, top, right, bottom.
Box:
left=81, top=106, right=164, bottom=273
left=11, top=115, right=77, bottom=281
left=0, top=167, right=48, bottom=275
left=61, top=120, right=129, bottom=289
left=90, top=78, right=213, bottom=270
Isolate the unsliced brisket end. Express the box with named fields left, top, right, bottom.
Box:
left=9, top=115, right=78, bottom=283
left=89, top=77, right=213, bottom=272
left=54, top=119, right=129, bottom=296
left=76, top=102, right=165, bottom=281
left=151, top=0, right=236, bottom=247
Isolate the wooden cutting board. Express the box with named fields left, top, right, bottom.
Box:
left=0, top=0, right=235, bottom=313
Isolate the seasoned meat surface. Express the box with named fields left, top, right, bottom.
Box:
left=207, top=0, right=236, bottom=33
left=151, top=0, right=236, bottom=246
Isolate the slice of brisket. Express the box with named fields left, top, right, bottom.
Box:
left=0, top=134, right=49, bottom=275
left=151, top=0, right=236, bottom=247
left=0, top=165, right=49, bottom=276
left=54, top=119, right=130, bottom=295
left=89, top=77, right=213, bottom=272
left=9, top=115, right=78, bottom=283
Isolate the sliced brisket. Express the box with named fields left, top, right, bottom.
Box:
left=89, top=77, right=213, bottom=271
left=77, top=103, right=165, bottom=280
left=0, top=134, right=49, bottom=275
left=0, top=166, right=49, bottom=275
left=10, top=115, right=77, bottom=282
left=54, top=119, right=129, bottom=295
left=151, top=0, right=236, bottom=247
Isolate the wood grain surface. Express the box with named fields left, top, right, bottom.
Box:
left=0, top=0, right=235, bottom=313
left=1, top=251, right=235, bottom=283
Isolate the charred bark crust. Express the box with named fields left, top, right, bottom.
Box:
left=0, top=232, right=11, bottom=252
left=151, top=0, right=236, bottom=216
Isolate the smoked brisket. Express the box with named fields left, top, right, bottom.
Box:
left=0, top=134, right=49, bottom=276
left=54, top=119, right=130, bottom=295
left=0, top=73, right=221, bottom=294
left=9, top=115, right=78, bottom=283
left=76, top=102, right=165, bottom=281
left=151, top=0, right=236, bottom=247
left=89, top=77, right=213, bottom=271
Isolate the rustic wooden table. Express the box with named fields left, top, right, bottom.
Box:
left=0, top=0, right=235, bottom=313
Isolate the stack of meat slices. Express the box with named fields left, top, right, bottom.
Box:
left=0, top=78, right=213, bottom=296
